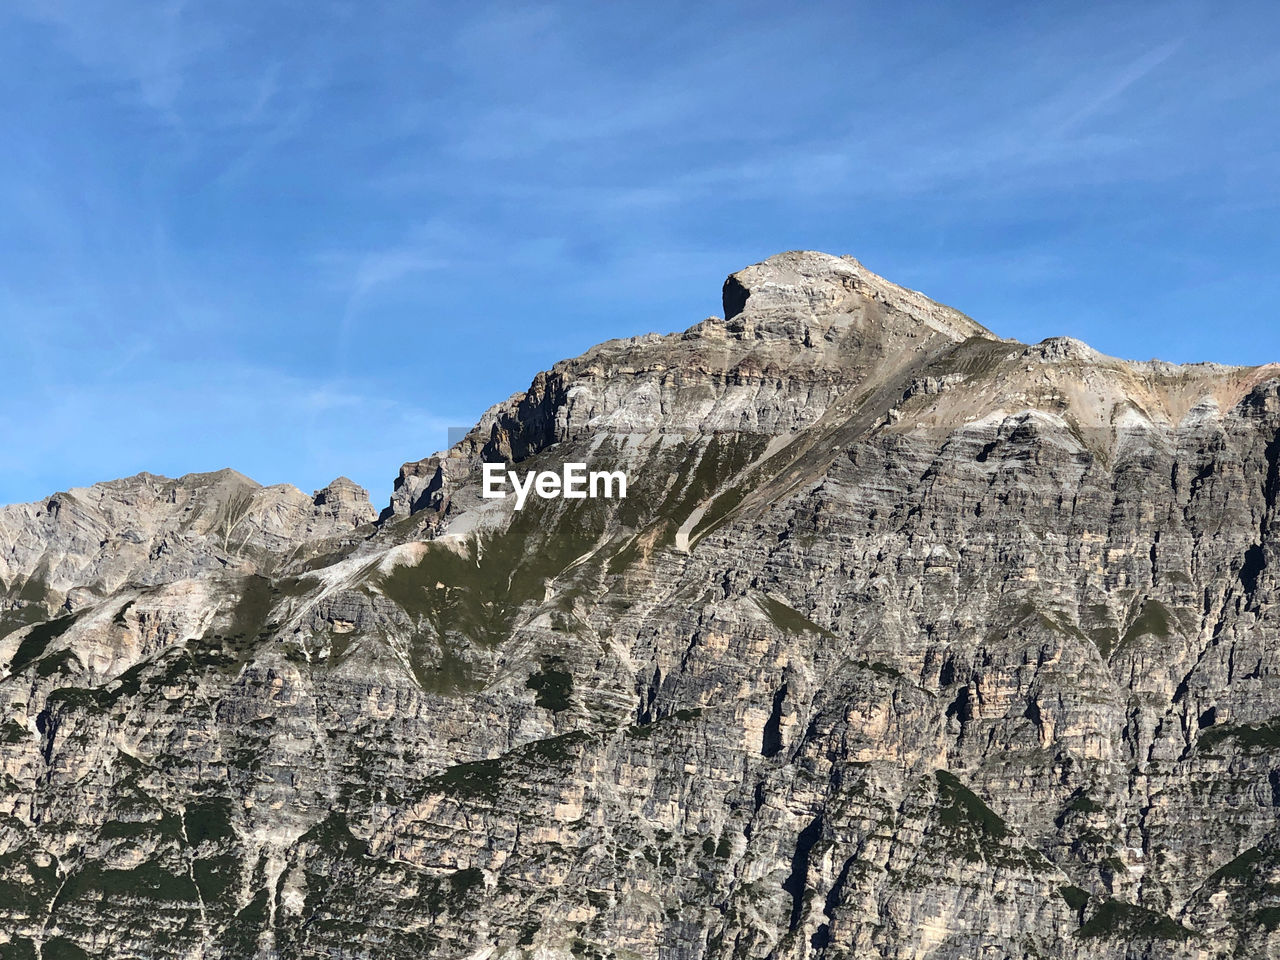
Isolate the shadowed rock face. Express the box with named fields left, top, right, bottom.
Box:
left=4, top=250, right=1280, bottom=959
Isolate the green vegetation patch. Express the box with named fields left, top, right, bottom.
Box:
left=936, top=773, right=1003, bottom=855
left=857, top=660, right=905, bottom=680
left=1077, top=900, right=1195, bottom=941
left=524, top=729, right=590, bottom=764
left=1199, top=717, right=1280, bottom=752
left=933, top=337, right=1011, bottom=379
left=6, top=614, right=77, bottom=675
left=0, top=601, right=53, bottom=643
left=0, top=836, right=61, bottom=917
left=934, top=770, right=1010, bottom=863
left=0, top=720, right=31, bottom=743
left=1116, top=599, right=1176, bottom=654
left=272, top=575, right=322, bottom=599
left=429, top=756, right=505, bottom=800
left=1208, top=845, right=1266, bottom=884
left=1252, top=907, right=1280, bottom=931
left=41, top=939, right=90, bottom=960
left=526, top=665, right=573, bottom=712
left=984, top=600, right=1090, bottom=647
left=690, top=482, right=751, bottom=544
left=754, top=594, right=834, bottom=637
left=300, top=811, right=369, bottom=859
left=214, top=886, right=270, bottom=956
left=657, top=435, right=767, bottom=533
left=1197, top=840, right=1280, bottom=934
left=378, top=502, right=606, bottom=642
left=184, top=797, right=235, bottom=845
left=54, top=858, right=199, bottom=907
left=44, top=647, right=198, bottom=714
left=1060, top=885, right=1089, bottom=913
left=13, top=572, right=52, bottom=605
left=626, top=707, right=703, bottom=739
left=427, top=731, right=592, bottom=802
left=1065, top=790, right=1103, bottom=815
left=1089, top=627, right=1119, bottom=659
left=184, top=575, right=280, bottom=672
left=702, top=834, right=733, bottom=860
left=1, top=937, right=38, bottom=960
left=35, top=648, right=81, bottom=679
left=375, top=491, right=610, bottom=691
left=192, top=853, right=239, bottom=902
left=449, top=866, right=484, bottom=898
left=228, top=575, right=275, bottom=642
left=594, top=433, right=767, bottom=554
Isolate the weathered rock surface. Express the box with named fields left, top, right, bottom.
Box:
left=0, top=470, right=376, bottom=601
left=4, top=251, right=1280, bottom=959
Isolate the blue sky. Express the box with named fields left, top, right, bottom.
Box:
left=1, top=1, right=1278, bottom=508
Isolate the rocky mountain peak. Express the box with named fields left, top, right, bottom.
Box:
left=7, top=252, right=1280, bottom=959
left=312, top=476, right=378, bottom=527
left=721, top=250, right=995, bottom=346
left=389, top=252, right=1004, bottom=517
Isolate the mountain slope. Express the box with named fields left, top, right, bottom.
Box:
left=4, top=251, right=1280, bottom=959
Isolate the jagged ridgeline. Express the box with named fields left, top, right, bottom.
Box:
left=5, top=251, right=1280, bottom=958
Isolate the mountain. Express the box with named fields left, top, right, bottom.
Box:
left=4, top=250, right=1280, bottom=959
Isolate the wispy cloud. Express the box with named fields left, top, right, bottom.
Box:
left=12, top=0, right=197, bottom=122
left=347, top=246, right=450, bottom=299
left=1051, top=40, right=1185, bottom=137
left=2, top=0, right=1279, bottom=507
left=0, top=360, right=456, bottom=506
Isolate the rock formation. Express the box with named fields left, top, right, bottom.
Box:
left=3, top=251, right=1280, bottom=958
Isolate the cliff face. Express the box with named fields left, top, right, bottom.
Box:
left=4, top=251, right=1280, bottom=959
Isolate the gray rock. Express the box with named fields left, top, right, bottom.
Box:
left=3, top=250, right=1280, bottom=959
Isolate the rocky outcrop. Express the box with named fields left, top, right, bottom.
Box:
left=4, top=251, right=1280, bottom=959
left=310, top=476, right=378, bottom=529
left=389, top=252, right=995, bottom=520
left=0, top=469, right=376, bottom=602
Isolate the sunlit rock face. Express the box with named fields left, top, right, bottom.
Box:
left=4, top=250, right=1280, bottom=959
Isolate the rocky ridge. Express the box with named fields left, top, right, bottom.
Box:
left=3, top=251, right=1280, bottom=959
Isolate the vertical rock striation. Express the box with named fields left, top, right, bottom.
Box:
left=3, top=251, right=1280, bottom=959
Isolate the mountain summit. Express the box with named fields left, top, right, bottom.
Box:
left=721, top=250, right=991, bottom=343
left=3, top=253, right=1280, bottom=959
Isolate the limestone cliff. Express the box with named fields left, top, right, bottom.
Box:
left=3, top=251, right=1280, bottom=959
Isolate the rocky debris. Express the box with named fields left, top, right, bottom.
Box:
left=2, top=250, right=1280, bottom=959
